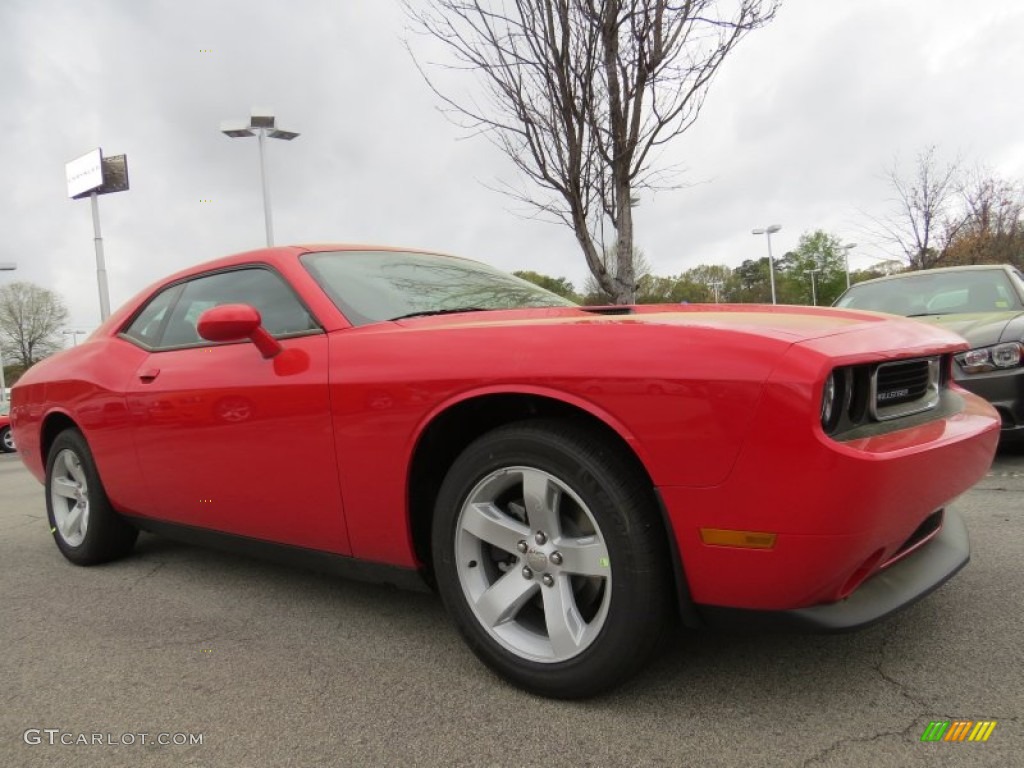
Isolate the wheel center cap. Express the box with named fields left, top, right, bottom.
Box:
left=526, top=550, right=548, bottom=571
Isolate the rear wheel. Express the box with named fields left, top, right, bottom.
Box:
left=45, top=429, right=138, bottom=565
left=432, top=420, right=672, bottom=698
left=0, top=425, right=14, bottom=453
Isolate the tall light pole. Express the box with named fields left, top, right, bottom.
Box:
left=807, top=268, right=820, bottom=306
left=90, top=190, right=111, bottom=319
left=63, top=329, right=88, bottom=347
left=841, top=243, right=857, bottom=290
left=221, top=110, right=300, bottom=246
left=710, top=280, right=723, bottom=303
left=752, top=224, right=782, bottom=304
left=0, top=262, right=16, bottom=403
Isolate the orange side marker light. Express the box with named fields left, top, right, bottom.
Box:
left=700, top=529, right=777, bottom=549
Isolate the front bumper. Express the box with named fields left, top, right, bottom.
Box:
left=659, top=388, right=997, bottom=614
left=696, top=506, right=969, bottom=632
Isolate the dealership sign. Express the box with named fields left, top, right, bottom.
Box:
left=66, top=149, right=103, bottom=198
left=66, top=149, right=130, bottom=199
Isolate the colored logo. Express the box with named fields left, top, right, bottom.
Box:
left=921, top=720, right=997, bottom=742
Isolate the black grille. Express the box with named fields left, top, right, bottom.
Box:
left=824, top=355, right=945, bottom=439
left=875, top=359, right=931, bottom=407
left=892, top=510, right=944, bottom=559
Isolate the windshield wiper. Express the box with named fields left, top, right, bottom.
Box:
left=906, top=312, right=944, bottom=317
left=389, top=306, right=489, bottom=321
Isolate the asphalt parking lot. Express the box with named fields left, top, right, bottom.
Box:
left=1, top=446, right=1021, bottom=768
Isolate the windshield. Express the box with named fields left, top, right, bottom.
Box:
left=835, top=269, right=1023, bottom=316
left=300, top=250, right=575, bottom=326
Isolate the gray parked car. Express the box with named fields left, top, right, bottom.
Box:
left=835, top=264, right=1024, bottom=442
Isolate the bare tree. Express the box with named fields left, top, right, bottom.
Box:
left=582, top=245, right=652, bottom=302
left=871, top=146, right=963, bottom=270
left=0, top=281, right=69, bottom=368
left=944, top=167, right=1024, bottom=267
left=406, top=0, right=780, bottom=303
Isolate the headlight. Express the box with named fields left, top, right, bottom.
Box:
left=821, top=370, right=840, bottom=432
left=992, top=343, right=1023, bottom=368
left=957, top=342, right=1023, bottom=374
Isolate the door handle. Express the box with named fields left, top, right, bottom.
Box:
left=138, top=368, right=161, bottom=383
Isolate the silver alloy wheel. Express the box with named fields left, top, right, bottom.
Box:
left=455, top=466, right=612, bottom=663
left=50, top=448, right=90, bottom=547
left=1, top=428, right=12, bottom=451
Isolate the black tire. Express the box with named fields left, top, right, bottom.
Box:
left=45, top=429, right=138, bottom=565
left=432, top=419, right=672, bottom=698
left=0, top=425, right=14, bottom=453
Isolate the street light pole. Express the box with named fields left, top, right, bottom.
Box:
left=221, top=110, right=300, bottom=247
left=841, top=243, right=857, bottom=290
left=0, top=262, right=16, bottom=403
left=808, top=268, right=820, bottom=306
left=752, top=225, right=782, bottom=304
left=63, top=329, right=87, bottom=347
left=90, top=192, right=111, bottom=320
left=256, top=128, right=274, bottom=246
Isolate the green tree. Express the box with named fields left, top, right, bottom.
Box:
left=775, top=231, right=849, bottom=306
left=730, top=258, right=773, bottom=303
left=848, top=266, right=892, bottom=286
left=635, top=265, right=735, bottom=304
left=512, top=271, right=579, bottom=301
left=680, top=264, right=733, bottom=302
left=636, top=274, right=686, bottom=303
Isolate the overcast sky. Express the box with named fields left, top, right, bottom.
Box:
left=2, top=0, right=1023, bottom=332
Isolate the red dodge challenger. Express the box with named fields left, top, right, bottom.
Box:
left=10, top=246, right=1000, bottom=697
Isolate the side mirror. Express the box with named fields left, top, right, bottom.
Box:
left=197, top=304, right=282, bottom=358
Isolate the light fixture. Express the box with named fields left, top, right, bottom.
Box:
left=221, top=109, right=300, bottom=246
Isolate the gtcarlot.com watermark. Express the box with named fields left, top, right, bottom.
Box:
left=24, top=729, right=204, bottom=747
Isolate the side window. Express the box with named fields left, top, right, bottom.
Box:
left=122, top=285, right=182, bottom=348
left=157, top=268, right=318, bottom=349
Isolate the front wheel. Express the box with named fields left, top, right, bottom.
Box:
left=45, top=429, right=138, bottom=565
left=432, top=420, right=672, bottom=698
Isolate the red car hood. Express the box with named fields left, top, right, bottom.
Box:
left=394, top=303, right=947, bottom=344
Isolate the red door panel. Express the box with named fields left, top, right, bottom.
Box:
left=125, top=335, right=349, bottom=553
